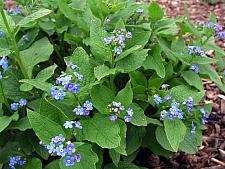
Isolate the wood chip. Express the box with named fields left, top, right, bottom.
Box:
left=211, top=158, right=225, bottom=166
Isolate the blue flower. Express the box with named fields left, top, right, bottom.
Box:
left=103, top=37, right=112, bottom=44
left=55, top=144, right=67, bottom=157
left=126, top=108, right=134, bottom=117
left=110, top=115, right=118, bottom=121
left=64, top=121, right=74, bottom=129
left=56, top=75, right=72, bottom=85
left=74, top=72, right=83, bottom=81
left=188, top=46, right=205, bottom=57
left=200, top=108, right=209, bottom=124
left=168, top=114, right=174, bottom=120
left=124, top=115, right=132, bottom=122
left=0, top=31, right=5, bottom=37
left=73, top=106, right=84, bottom=115
left=160, top=110, right=168, bottom=120
left=218, top=32, right=225, bottom=39
left=203, top=22, right=214, bottom=28
left=190, top=64, right=199, bottom=74
left=136, top=8, right=144, bottom=14
left=64, top=156, right=75, bottom=166
left=161, top=84, right=170, bottom=89
left=153, top=94, right=162, bottom=105
left=75, top=153, right=81, bottom=162
left=29, top=4, right=33, bottom=8
left=126, top=32, right=132, bottom=39
left=19, top=98, right=27, bottom=106
left=66, top=142, right=76, bottom=155
left=11, top=103, right=19, bottom=111
left=0, top=56, right=8, bottom=72
left=53, top=134, right=65, bottom=145
left=74, top=121, right=82, bottom=129
left=9, top=156, right=26, bottom=169
left=191, top=121, right=196, bottom=135
left=83, top=100, right=93, bottom=110
left=114, top=46, right=123, bottom=55
left=105, top=18, right=110, bottom=23
left=214, top=24, right=223, bottom=32
left=164, top=95, right=171, bottom=101
left=50, top=86, right=66, bottom=100
left=64, top=82, right=80, bottom=93
left=183, top=97, right=194, bottom=112
left=46, top=142, right=56, bottom=154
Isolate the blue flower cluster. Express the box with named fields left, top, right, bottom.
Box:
left=64, top=121, right=82, bottom=129
left=73, top=100, right=93, bottom=116
left=51, top=62, right=82, bottom=100
left=44, top=134, right=81, bottom=166
left=0, top=56, right=9, bottom=80
left=9, top=156, right=26, bottom=169
left=190, top=64, right=199, bottom=74
left=108, top=101, right=134, bottom=122
left=200, top=108, right=209, bottom=124
left=153, top=94, right=171, bottom=105
left=160, top=100, right=184, bottom=120
left=188, top=46, right=206, bottom=57
left=203, top=22, right=225, bottom=39
left=10, top=98, right=28, bottom=111
left=103, top=29, right=132, bottom=55
left=183, top=97, right=194, bottom=112
left=191, top=121, right=196, bottom=135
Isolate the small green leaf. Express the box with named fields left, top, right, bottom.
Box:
left=181, top=70, right=204, bottom=91
left=129, top=71, right=147, bottom=87
left=94, top=65, right=117, bottom=81
left=8, top=117, right=31, bottom=131
left=18, top=9, right=52, bottom=27
left=114, top=120, right=127, bottom=155
left=25, top=158, right=42, bottom=169
left=179, top=132, right=198, bottom=154
left=44, top=160, right=60, bottom=169
left=109, top=149, right=120, bottom=167
left=148, top=2, right=164, bottom=20
left=0, top=113, right=19, bottom=132
left=146, top=117, right=163, bottom=126
left=19, top=79, right=52, bottom=92
left=164, top=118, right=186, bottom=151
left=129, top=103, right=147, bottom=126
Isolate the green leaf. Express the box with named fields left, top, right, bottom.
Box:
left=146, top=117, right=163, bottom=126
left=115, top=82, right=133, bottom=108
left=129, top=71, right=147, bottom=87
left=192, top=56, right=216, bottom=65
left=179, top=132, right=198, bottom=154
left=18, top=9, right=52, bottom=26
left=0, top=11, right=15, bottom=33
left=19, top=79, right=52, bottom=92
left=109, top=149, right=120, bottom=167
left=115, top=18, right=126, bottom=30
left=59, top=143, right=98, bottom=169
left=0, top=113, right=19, bottom=132
left=129, top=103, right=147, bottom=126
left=167, top=85, right=205, bottom=104
left=44, top=160, right=60, bottom=169
left=94, top=65, right=117, bottom=81
left=181, top=70, right=204, bottom=91
left=90, top=19, right=112, bottom=63
left=105, top=161, right=140, bottom=169
left=8, top=117, right=31, bottom=131
left=155, top=126, right=174, bottom=152
left=79, top=114, right=121, bottom=148
left=148, top=2, right=164, bottom=20
left=25, top=158, right=42, bottom=169
left=91, top=85, right=115, bottom=114
left=67, top=47, right=95, bottom=86
left=115, top=45, right=142, bottom=62
left=20, top=37, right=54, bottom=78
left=27, top=110, right=66, bottom=144
left=114, top=120, right=127, bottom=155
left=164, top=118, right=186, bottom=151
left=116, top=49, right=148, bottom=73
left=143, top=44, right=165, bottom=78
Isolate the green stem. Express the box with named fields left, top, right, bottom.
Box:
left=0, top=80, right=11, bottom=111
left=0, top=10, right=29, bottom=79
left=110, top=53, right=115, bottom=90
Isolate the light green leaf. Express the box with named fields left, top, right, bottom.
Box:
left=90, top=19, right=112, bottom=63
left=94, top=65, right=117, bottom=81
left=91, top=85, right=115, bottom=114
left=0, top=113, right=19, bottom=132
left=146, top=117, right=163, bottom=126
left=0, top=11, right=15, bottom=33
left=20, top=37, right=53, bottom=78
left=19, top=79, right=51, bottom=92
left=114, top=120, right=127, bottom=155
left=129, top=71, right=147, bottom=87
left=18, top=9, right=52, bottom=26
left=115, top=45, right=142, bottom=62
left=109, top=149, right=120, bottom=167
left=181, top=70, right=204, bottom=91
left=25, top=158, right=42, bottom=169
left=79, top=114, right=121, bottom=148
left=164, top=118, right=186, bottom=151
left=116, top=49, right=148, bottom=73
left=27, top=110, right=66, bottom=144
left=114, top=82, right=133, bottom=108
left=8, top=117, right=31, bottom=131
left=129, top=103, right=147, bottom=126
left=148, top=2, right=164, bottom=20
left=59, top=143, right=98, bottom=169
left=105, top=161, right=140, bottom=169
left=179, top=132, right=198, bottom=154
left=143, top=44, right=165, bottom=78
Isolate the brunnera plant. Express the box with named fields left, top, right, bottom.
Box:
left=0, top=0, right=224, bottom=168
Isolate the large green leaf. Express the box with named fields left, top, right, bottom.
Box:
left=116, top=49, right=148, bottom=73
left=91, top=85, right=115, bottom=114
left=94, top=65, right=117, bottom=81
left=0, top=11, right=15, bottom=33
left=20, top=37, right=53, bottom=78
left=79, top=114, right=121, bottom=149
left=90, top=19, right=112, bottom=63
left=105, top=161, right=140, bottom=169
left=129, top=71, right=147, bottom=87
left=44, top=160, right=60, bottom=169
left=67, top=47, right=95, bottom=86
left=129, top=103, right=147, bottom=126
left=164, top=118, right=186, bottom=151
left=148, top=2, right=164, bottom=20
left=18, top=8, right=52, bottom=27
left=25, top=158, right=42, bottom=169
left=19, top=79, right=52, bottom=92
left=109, top=150, right=120, bottom=167
left=179, top=132, right=198, bottom=154
left=8, top=117, right=31, bottom=131
left=114, top=120, right=127, bottom=155
left=181, top=70, right=204, bottom=91
left=143, top=44, right=165, bottom=78
left=27, top=110, right=66, bottom=144
left=114, top=82, right=133, bottom=108
left=59, top=143, right=98, bottom=169
left=0, top=113, right=19, bottom=133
